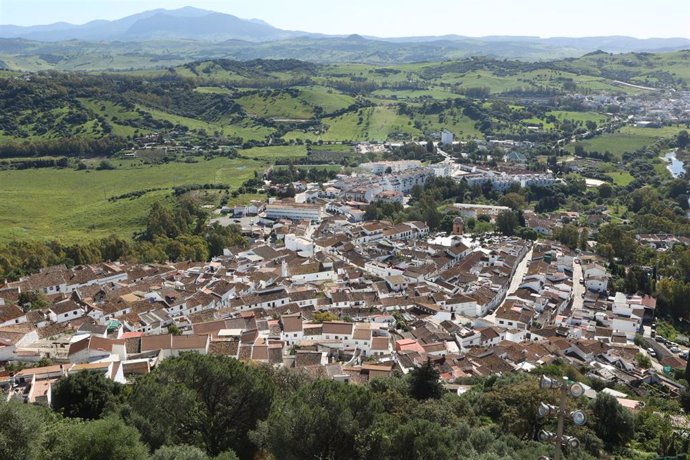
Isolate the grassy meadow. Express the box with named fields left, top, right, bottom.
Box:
left=0, top=157, right=264, bottom=243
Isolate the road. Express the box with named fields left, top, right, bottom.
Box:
left=506, top=246, right=534, bottom=298
left=571, top=260, right=584, bottom=312
left=612, top=80, right=659, bottom=91
left=435, top=147, right=454, bottom=164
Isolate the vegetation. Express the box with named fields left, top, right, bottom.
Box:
left=3, top=353, right=686, bottom=459
left=0, top=197, right=246, bottom=280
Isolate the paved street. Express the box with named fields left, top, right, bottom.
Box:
left=572, top=259, right=584, bottom=312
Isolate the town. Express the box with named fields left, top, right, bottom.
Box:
left=3, top=3, right=690, bottom=457
left=1, top=153, right=684, bottom=416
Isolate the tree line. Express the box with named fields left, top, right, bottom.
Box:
left=2, top=353, right=674, bottom=460
left=0, top=198, right=246, bottom=281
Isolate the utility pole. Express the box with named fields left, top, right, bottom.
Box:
left=553, top=377, right=568, bottom=460
left=537, top=375, right=586, bottom=460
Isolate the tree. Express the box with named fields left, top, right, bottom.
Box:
left=624, top=269, right=639, bottom=294
left=251, top=379, right=382, bottom=460
left=17, top=290, right=48, bottom=311
left=151, top=445, right=214, bottom=460
left=598, top=182, right=613, bottom=199
left=0, top=400, right=51, bottom=460
left=635, top=353, right=651, bottom=369
left=409, top=359, right=443, bottom=400
left=52, top=370, right=124, bottom=420
left=556, top=224, right=580, bottom=249
left=312, top=311, right=340, bottom=323
left=578, top=227, right=589, bottom=251
left=677, top=130, right=689, bottom=149
left=128, top=354, right=274, bottom=457
left=590, top=393, right=635, bottom=449
left=498, top=192, right=526, bottom=211
left=380, top=418, right=458, bottom=460
left=496, top=210, right=519, bottom=236
left=476, top=373, right=549, bottom=440
left=44, top=417, right=148, bottom=460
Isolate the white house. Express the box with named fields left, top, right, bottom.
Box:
left=48, top=300, right=85, bottom=323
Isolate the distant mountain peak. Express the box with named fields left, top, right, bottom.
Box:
left=0, top=6, right=689, bottom=56
left=248, top=18, right=272, bottom=26
left=0, top=7, right=298, bottom=42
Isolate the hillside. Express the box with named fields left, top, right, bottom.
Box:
left=0, top=52, right=687, bottom=147
left=0, top=7, right=308, bottom=42
left=2, top=7, right=690, bottom=68
left=0, top=52, right=688, bottom=242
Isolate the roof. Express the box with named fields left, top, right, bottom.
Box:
left=282, top=315, right=303, bottom=333
left=371, top=336, right=390, bottom=351
left=322, top=321, right=354, bottom=335
left=295, top=350, right=323, bottom=367
left=50, top=300, right=83, bottom=315
left=67, top=335, right=125, bottom=356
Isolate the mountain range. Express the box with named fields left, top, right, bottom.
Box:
left=1, top=6, right=689, bottom=68
left=0, top=7, right=316, bottom=42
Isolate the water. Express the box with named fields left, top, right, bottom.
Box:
left=664, top=151, right=685, bottom=178
left=663, top=151, right=690, bottom=217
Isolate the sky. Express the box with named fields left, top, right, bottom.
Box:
left=1, top=0, right=689, bottom=38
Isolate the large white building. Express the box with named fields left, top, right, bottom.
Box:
left=452, top=203, right=512, bottom=220
left=360, top=160, right=422, bottom=175
left=265, top=201, right=324, bottom=223
left=441, top=131, right=454, bottom=145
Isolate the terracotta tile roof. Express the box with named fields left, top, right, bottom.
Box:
left=322, top=321, right=354, bottom=335
left=209, top=339, right=239, bottom=357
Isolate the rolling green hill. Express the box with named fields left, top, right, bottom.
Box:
left=2, top=51, right=685, bottom=148
left=0, top=51, right=688, bottom=243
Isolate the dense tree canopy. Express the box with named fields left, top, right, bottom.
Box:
left=127, top=353, right=274, bottom=458
left=0, top=354, right=674, bottom=460
left=52, top=370, right=123, bottom=420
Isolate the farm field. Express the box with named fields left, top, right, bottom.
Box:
left=240, top=145, right=308, bottom=161
left=606, top=171, right=635, bottom=186
left=568, top=126, right=688, bottom=159
left=0, top=157, right=264, bottom=243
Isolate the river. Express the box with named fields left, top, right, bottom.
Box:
left=664, top=150, right=685, bottom=178
left=663, top=150, right=690, bottom=216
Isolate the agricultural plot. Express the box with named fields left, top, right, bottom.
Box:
left=0, top=157, right=263, bottom=242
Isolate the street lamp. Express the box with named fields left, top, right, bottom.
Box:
left=570, top=410, right=587, bottom=426
left=536, top=375, right=586, bottom=460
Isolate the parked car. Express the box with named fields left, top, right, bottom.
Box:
left=670, top=346, right=681, bottom=353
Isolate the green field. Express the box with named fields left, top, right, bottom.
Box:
left=546, top=111, right=607, bottom=124
left=606, top=171, right=635, bottom=186
left=140, top=106, right=274, bottom=141
left=569, top=126, right=687, bottom=158
left=240, top=145, right=308, bottom=160
left=0, top=157, right=263, bottom=243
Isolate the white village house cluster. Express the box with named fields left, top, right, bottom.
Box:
left=0, top=155, right=685, bottom=411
